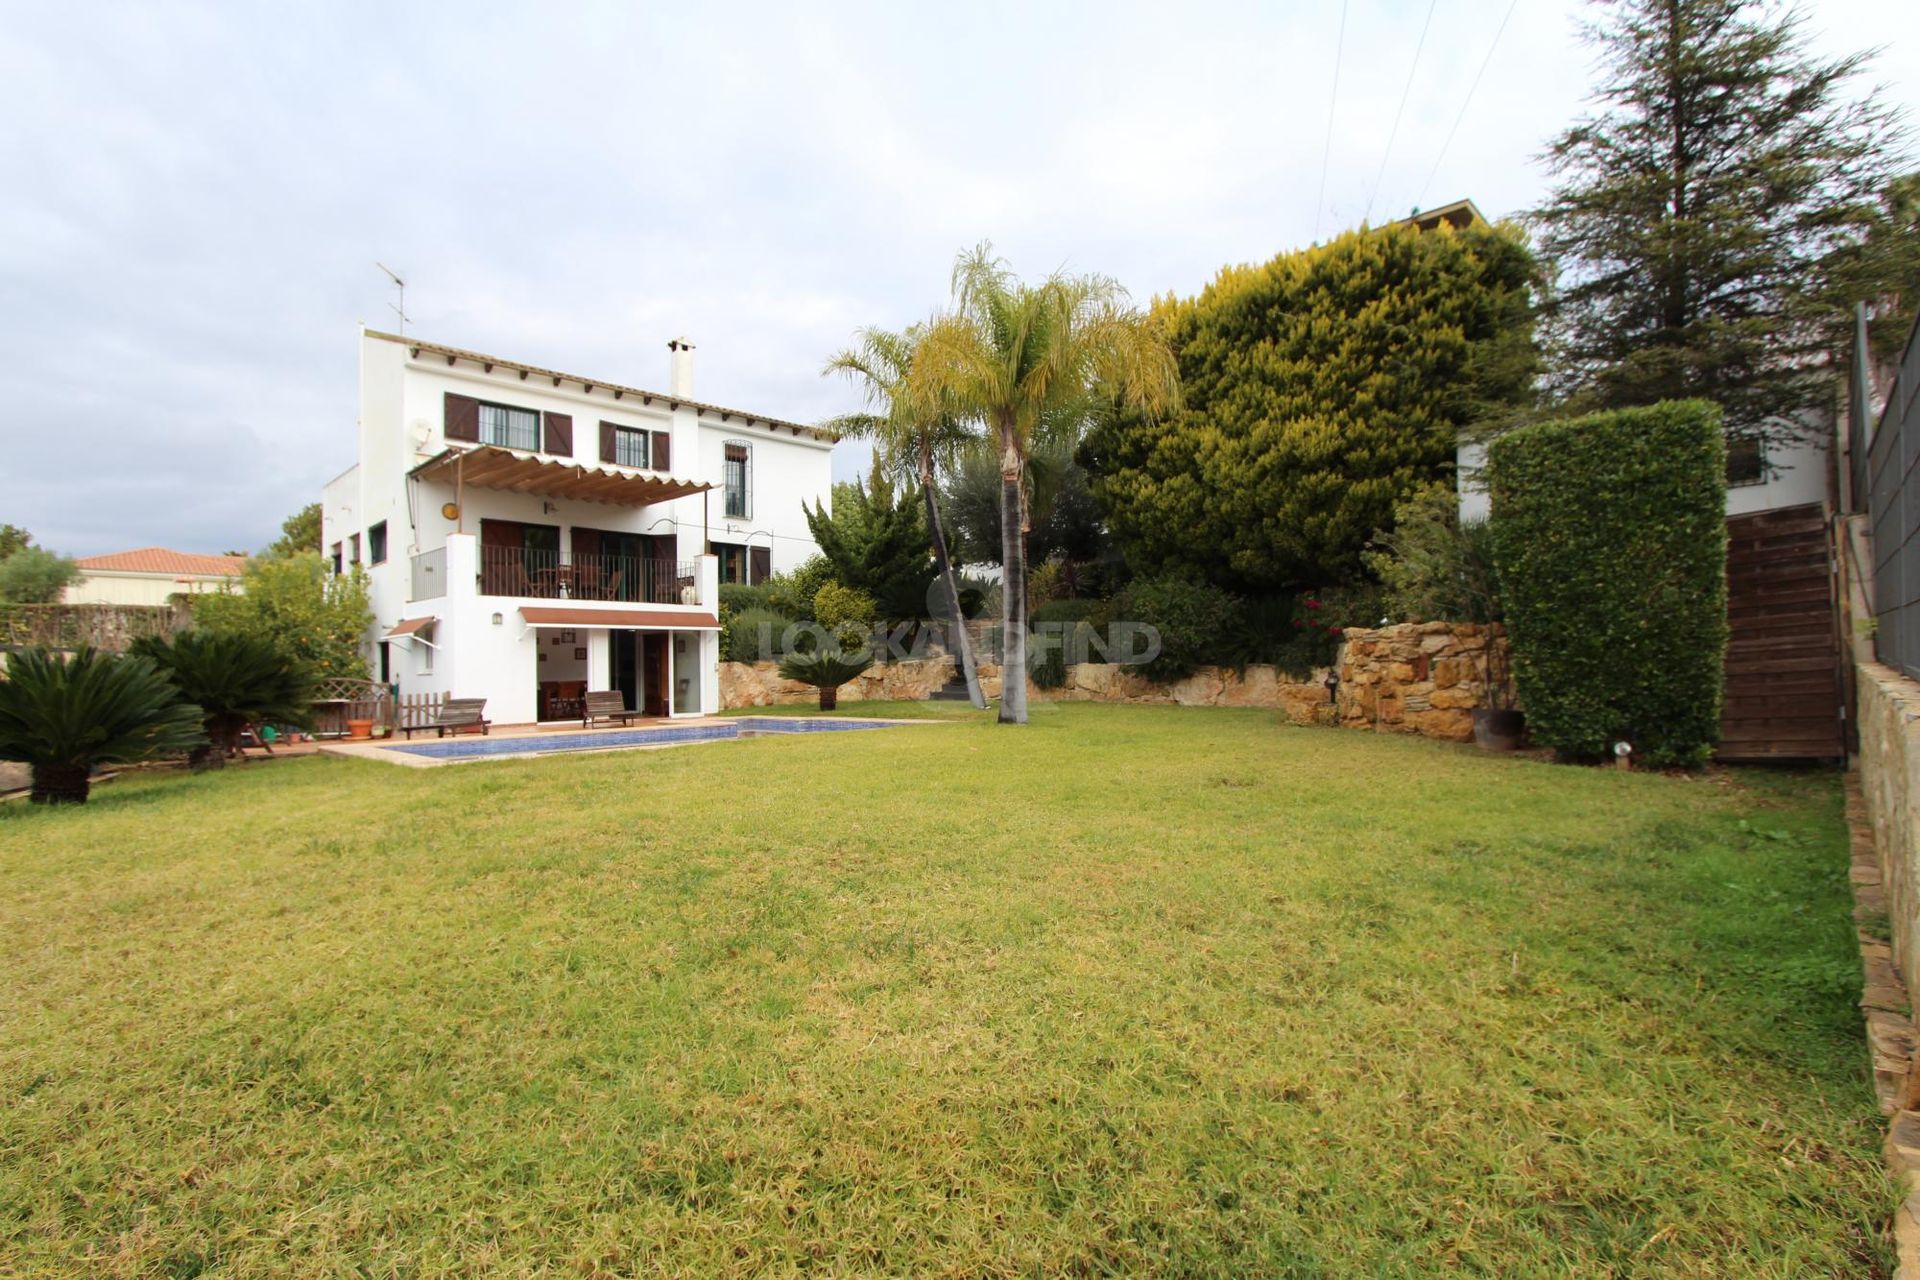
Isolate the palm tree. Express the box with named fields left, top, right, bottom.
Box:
left=0, top=647, right=207, bottom=803
left=132, top=630, right=316, bottom=770
left=912, top=245, right=1180, bottom=724
left=824, top=325, right=988, bottom=709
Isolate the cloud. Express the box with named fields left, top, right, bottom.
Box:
left=0, top=0, right=1913, bottom=552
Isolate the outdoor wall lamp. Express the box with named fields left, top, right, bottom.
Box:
left=1323, top=670, right=1340, bottom=704
left=491, top=612, right=503, bottom=626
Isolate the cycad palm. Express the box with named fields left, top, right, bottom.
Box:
left=824, top=326, right=987, bottom=709
left=912, top=245, right=1179, bottom=724
left=0, top=646, right=207, bottom=803
left=132, top=630, right=315, bottom=770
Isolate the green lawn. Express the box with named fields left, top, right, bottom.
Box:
left=0, top=703, right=1893, bottom=1276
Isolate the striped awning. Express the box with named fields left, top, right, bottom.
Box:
left=410, top=445, right=714, bottom=507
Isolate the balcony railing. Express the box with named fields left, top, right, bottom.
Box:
left=478, top=547, right=700, bottom=605
left=410, top=547, right=448, bottom=601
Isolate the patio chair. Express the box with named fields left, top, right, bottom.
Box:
left=582, top=690, right=644, bottom=728
left=401, top=697, right=491, bottom=739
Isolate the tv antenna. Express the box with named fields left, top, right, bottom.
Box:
left=375, top=262, right=408, bottom=333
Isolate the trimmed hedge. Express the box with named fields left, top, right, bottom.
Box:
left=1487, top=400, right=1728, bottom=766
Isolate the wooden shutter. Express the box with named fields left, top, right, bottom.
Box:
left=599, top=421, right=617, bottom=464
left=445, top=393, right=479, bottom=442
left=652, top=430, right=671, bottom=472
left=749, top=546, right=770, bottom=585
left=543, top=412, right=573, bottom=456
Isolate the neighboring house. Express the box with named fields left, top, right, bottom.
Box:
left=65, top=547, right=247, bottom=605
left=321, top=327, right=833, bottom=725
left=1456, top=423, right=1831, bottom=523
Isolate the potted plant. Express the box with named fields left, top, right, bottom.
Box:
left=777, top=650, right=874, bottom=711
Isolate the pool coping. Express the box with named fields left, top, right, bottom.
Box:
left=317, top=715, right=937, bottom=768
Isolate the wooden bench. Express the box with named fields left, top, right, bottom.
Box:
left=582, top=690, right=645, bottom=728
left=400, top=697, right=491, bottom=739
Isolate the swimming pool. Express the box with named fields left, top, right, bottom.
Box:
left=387, top=716, right=910, bottom=762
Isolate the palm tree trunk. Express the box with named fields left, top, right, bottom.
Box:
left=919, top=456, right=986, bottom=710
left=31, top=763, right=90, bottom=804
left=997, top=426, right=1028, bottom=725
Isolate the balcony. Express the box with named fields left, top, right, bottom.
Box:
left=478, top=547, right=700, bottom=605
left=410, top=547, right=448, bottom=601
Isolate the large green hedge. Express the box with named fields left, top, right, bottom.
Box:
left=1487, top=400, right=1728, bottom=767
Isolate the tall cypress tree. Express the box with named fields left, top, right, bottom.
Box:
left=1531, top=0, right=1907, bottom=442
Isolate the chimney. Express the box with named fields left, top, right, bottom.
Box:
left=668, top=337, right=695, bottom=399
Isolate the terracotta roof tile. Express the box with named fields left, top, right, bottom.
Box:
left=74, top=548, right=249, bottom=577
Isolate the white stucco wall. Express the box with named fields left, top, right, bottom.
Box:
left=63, top=572, right=236, bottom=606
left=1456, top=420, right=1833, bottom=523
left=320, top=328, right=830, bottom=722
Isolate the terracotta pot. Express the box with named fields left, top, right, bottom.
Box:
left=1471, top=708, right=1525, bottom=752
left=346, top=718, right=375, bottom=740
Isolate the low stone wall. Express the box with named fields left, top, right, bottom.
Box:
left=720, top=621, right=1506, bottom=747
left=720, top=657, right=957, bottom=708
left=1334, top=622, right=1508, bottom=743
left=1040, top=662, right=1335, bottom=723
left=1858, top=660, right=1920, bottom=1000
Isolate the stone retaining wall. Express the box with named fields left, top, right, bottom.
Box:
left=719, top=621, right=1507, bottom=747
left=1334, top=622, right=1508, bottom=743
left=720, top=657, right=958, bottom=708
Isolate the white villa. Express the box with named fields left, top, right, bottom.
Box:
left=321, top=327, right=834, bottom=725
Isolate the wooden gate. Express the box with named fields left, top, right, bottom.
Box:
left=1718, top=504, right=1845, bottom=762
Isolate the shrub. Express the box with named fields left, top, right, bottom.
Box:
left=764, top=556, right=835, bottom=621
left=1488, top=400, right=1728, bottom=766
left=718, top=583, right=773, bottom=616
left=0, top=547, right=81, bottom=604
left=1364, top=483, right=1502, bottom=625
left=131, top=630, right=315, bottom=770
left=723, top=608, right=793, bottom=663
left=0, top=647, right=207, bottom=803
left=192, top=553, right=373, bottom=681
left=1103, top=577, right=1241, bottom=683
left=812, top=582, right=877, bottom=649
left=776, top=650, right=874, bottom=710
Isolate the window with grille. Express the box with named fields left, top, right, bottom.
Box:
left=613, top=427, right=650, bottom=468
left=479, top=402, right=541, bottom=451
left=724, top=443, right=750, bottom=518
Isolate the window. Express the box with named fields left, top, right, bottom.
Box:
left=724, top=442, right=750, bottom=518
left=329, top=542, right=343, bottom=575
left=479, top=402, right=541, bottom=451
left=1727, top=434, right=1766, bottom=488
left=711, top=541, right=769, bottom=585
left=349, top=533, right=361, bottom=565
left=613, top=426, right=650, bottom=468
left=367, top=520, right=388, bottom=565
left=714, top=541, right=746, bottom=584
left=417, top=623, right=435, bottom=674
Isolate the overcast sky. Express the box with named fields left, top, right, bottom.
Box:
left=2, top=1, right=1914, bottom=557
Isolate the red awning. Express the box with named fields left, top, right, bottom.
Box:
left=384, top=616, right=436, bottom=638
left=519, top=606, right=720, bottom=630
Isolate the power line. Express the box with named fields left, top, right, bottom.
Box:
left=1418, top=0, right=1520, bottom=210
left=1363, top=0, right=1440, bottom=226
left=1313, top=0, right=1349, bottom=243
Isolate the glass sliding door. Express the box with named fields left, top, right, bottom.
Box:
left=672, top=632, right=701, bottom=715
